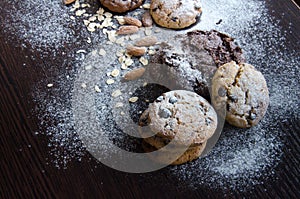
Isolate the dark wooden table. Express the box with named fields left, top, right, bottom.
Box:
left=0, top=0, right=299, bottom=198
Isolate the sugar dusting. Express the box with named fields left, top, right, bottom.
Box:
left=0, top=0, right=90, bottom=50
left=3, top=0, right=299, bottom=192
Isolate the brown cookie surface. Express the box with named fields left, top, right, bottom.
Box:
left=143, top=135, right=201, bottom=149
left=100, top=0, right=144, bottom=13
left=142, top=141, right=206, bottom=165
left=211, top=61, right=269, bottom=128
left=150, top=0, right=202, bottom=29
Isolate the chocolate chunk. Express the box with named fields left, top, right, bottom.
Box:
left=250, top=113, right=257, bottom=120
left=169, top=96, right=178, bottom=104
left=228, top=95, right=238, bottom=103
left=218, top=87, right=226, bottom=97
left=158, top=107, right=172, bottom=118
left=205, top=117, right=213, bottom=125
left=156, top=96, right=164, bottom=102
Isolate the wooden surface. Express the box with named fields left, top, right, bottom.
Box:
left=0, top=1, right=299, bottom=198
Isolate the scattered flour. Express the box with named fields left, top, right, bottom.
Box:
left=0, top=0, right=91, bottom=50
left=3, top=0, right=298, bottom=192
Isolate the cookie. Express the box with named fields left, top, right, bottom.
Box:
left=142, top=140, right=206, bottom=165
left=150, top=0, right=202, bottom=29
left=141, top=90, right=218, bottom=145
left=148, top=30, right=245, bottom=100
left=100, top=0, right=144, bottom=13
left=211, top=61, right=269, bottom=128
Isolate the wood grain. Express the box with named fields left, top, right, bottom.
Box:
left=0, top=0, right=299, bottom=198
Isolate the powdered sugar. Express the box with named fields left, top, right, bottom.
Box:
left=6, top=0, right=298, bottom=192
left=169, top=118, right=284, bottom=191
left=1, top=1, right=70, bottom=49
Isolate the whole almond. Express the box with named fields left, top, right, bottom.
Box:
left=64, top=0, right=75, bottom=5
left=116, top=25, right=139, bottom=35
left=124, top=67, right=146, bottom=81
left=124, top=17, right=142, bottom=27
left=126, top=45, right=146, bottom=56
left=134, top=36, right=158, bottom=47
left=142, top=11, right=153, bottom=27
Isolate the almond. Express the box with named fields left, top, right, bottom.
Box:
left=142, top=11, right=153, bottom=27
left=134, top=36, right=157, bottom=47
left=124, top=17, right=142, bottom=27
left=124, top=67, right=146, bottom=81
left=116, top=25, right=139, bottom=35
left=64, top=0, right=76, bottom=5
left=126, top=45, right=146, bottom=56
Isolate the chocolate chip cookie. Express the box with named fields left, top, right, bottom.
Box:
left=211, top=61, right=269, bottom=128
left=100, top=0, right=144, bottom=13
left=150, top=0, right=202, bottom=29
left=140, top=90, right=218, bottom=145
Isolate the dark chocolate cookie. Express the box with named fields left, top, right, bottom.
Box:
left=148, top=30, right=245, bottom=100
